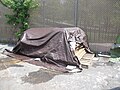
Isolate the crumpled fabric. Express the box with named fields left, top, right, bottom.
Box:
left=12, top=27, right=91, bottom=69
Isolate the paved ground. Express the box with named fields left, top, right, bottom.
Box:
left=0, top=44, right=120, bottom=90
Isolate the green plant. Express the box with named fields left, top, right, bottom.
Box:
left=116, top=35, right=120, bottom=44
left=110, top=35, right=120, bottom=58
left=0, top=0, right=39, bottom=39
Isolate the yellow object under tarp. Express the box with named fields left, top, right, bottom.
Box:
left=75, top=48, right=94, bottom=68
left=75, top=48, right=86, bottom=60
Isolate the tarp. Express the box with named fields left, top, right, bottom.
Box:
left=10, top=27, right=91, bottom=71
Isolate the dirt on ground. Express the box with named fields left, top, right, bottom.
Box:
left=0, top=44, right=120, bottom=90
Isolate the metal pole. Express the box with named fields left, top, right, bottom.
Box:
left=74, top=0, right=79, bottom=27
left=42, top=0, right=45, bottom=27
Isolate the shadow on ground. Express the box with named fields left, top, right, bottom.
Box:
left=110, top=87, right=120, bottom=90
left=21, top=69, right=63, bottom=84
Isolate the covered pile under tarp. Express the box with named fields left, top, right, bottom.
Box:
left=6, top=27, right=92, bottom=72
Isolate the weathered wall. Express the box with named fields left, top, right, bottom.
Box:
left=0, top=4, right=15, bottom=42
left=0, top=0, right=119, bottom=52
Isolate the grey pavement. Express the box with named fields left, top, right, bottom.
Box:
left=0, top=44, right=120, bottom=90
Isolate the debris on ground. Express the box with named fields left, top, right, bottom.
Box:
left=0, top=43, right=120, bottom=90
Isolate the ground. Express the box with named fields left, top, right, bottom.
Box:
left=0, top=44, right=120, bottom=90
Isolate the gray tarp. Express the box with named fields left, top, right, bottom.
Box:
left=8, top=27, right=91, bottom=71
